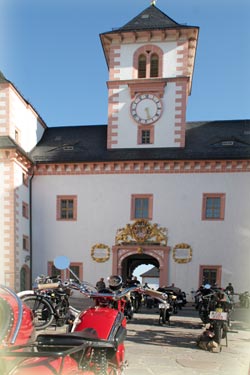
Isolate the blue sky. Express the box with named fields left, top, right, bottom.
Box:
left=1, top=0, right=249, bottom=127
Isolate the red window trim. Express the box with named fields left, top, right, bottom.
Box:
left=131, top=194, right=153, bottom=220
left=23, top=235, right=30, bottom=251
left=48, top=261, right=83, bottom=280
left=199, top=265, right=222, bottom=288
left=56, top=195, right=77, bottom=221
left=22, top=201, right=29, bottom=219
left=202, top=193, right=225, bottom=221
left=137, top=125, right=155, bottom=145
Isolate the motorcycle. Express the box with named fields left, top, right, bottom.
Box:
left=129, top=290, right=142, bottom=313
left=239, top=291, right=250, bottom=308
left=18, top=275, right=77, bottom=330
left=202, top=289, right=233, bottom=351
left=196, top=284, right=215, bottom=324
left=0, top=256, right=166, bottom=374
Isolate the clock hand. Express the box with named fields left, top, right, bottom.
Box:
left=145, top=107, right=150, bottom=119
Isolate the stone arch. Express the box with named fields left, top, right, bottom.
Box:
left=112, top=245, right=170, bottom=286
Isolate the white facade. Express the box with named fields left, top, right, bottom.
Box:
left=31, top=171, right=250, bottom=295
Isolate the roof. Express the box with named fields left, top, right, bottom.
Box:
left=29, top=120, right=250, bottom=164
left=119, top=5, right=181, bottom=31
left=0, top=72, right=47, bottom=128
left=0, top=136, right=33, bottom=162
left=141, top=266, right=159, bottom=278
left=102, top=5, right=196, bottom=34
left=0, top=71, right=10, bottom=84
left=100, top=5, right=199, bottom=69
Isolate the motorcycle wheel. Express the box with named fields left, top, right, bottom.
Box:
left=22, top=295, right=54, bottom=330
left=133, top=298, right=140, bottom=313
left=214, top=323, right=223, bottom=347
left=162, top=310, right=170, bottom=325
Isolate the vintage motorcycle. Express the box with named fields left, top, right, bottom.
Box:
left=196, top=284, right=215, bottom=324
left=201, top=288, right=233, bottom=351
left=239, top=291, right=250, bottom=308
left=18, top=275, right=77, bottom=330
left=0, top=256, right=166, bottom=374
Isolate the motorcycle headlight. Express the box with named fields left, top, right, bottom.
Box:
left=108, top=275, right=123, bottom=291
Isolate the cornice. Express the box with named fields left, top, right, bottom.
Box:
left=33, top=159, right=250, bottom=176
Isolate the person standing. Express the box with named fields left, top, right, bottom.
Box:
left=96, top=277, right=106, bottom=291
left=225, top=282, right=234, bottom=294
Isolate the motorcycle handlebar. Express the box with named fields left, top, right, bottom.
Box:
left=37, top=282, right=60, bottom=290
left=66, top=281, right=167, bottom=301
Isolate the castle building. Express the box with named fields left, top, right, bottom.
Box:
left=0, top=5, right=249, bottom=296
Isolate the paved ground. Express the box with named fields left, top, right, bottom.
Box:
left=43, top=297, right=250, bottom=375
left=124, top=305, right=250, bottom=375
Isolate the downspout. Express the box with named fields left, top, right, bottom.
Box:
left=29, top=170, right=34, bottom=289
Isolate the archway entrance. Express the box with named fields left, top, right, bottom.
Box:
left=112, top=245, right=170, bottom=286
left=112, top=219, right=170, bottom=286
left=122, top=253, right=159, bottom=281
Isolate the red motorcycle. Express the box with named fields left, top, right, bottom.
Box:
left=0, top=256, right=165, bottom=374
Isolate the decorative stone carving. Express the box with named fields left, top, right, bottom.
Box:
left=115, top=219, right=167, bottom=245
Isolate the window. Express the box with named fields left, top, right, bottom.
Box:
left=150, top=53, right=159, bottom=77
left=57, top=195, right=77, bottom=221
left=22, top=202, right=29, bottom=219
left=199, top=265, right=222, bottom=287
left=134, top=45, right=163, bottom=79
left=138, top=127, right=154, bottom=145
left=202, top=193, right=225, bottom=220
left=137, top=52, right=159, bottom=78
left=131, top=194, right=153, bottom=220
left=23, top=235, right=30, bottom=251
left=141, top=130, right=151, bottom=144
left=67, top=264, right=82, bottom=281
left=15, top=129, right=20, bottom=143
left=138, top=54, right=146, bottom=78
left=48, top=261, right=83, bottom=281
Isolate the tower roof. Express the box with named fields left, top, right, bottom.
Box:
left=119, top=5, right=182, bottom=31
left=100, top=4, right=199, bottom=74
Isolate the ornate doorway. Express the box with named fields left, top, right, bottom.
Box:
left=112, top=220, right=170, bottom=286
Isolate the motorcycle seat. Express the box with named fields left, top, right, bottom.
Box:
left=37, top=330, right=116, bottom=349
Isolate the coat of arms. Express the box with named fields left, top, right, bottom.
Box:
left=115, top=219, right=167, bottom=245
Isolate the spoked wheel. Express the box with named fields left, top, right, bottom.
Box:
left=159, top=309, right=170, bottom=325
left=214, top=323, right=223, bottom=350
left=22, top=295, right=54, bottom=330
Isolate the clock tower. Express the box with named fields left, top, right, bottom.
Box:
left=100, top=4, right=199, bottom=149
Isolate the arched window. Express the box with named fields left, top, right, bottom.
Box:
left=138, top=54, right=146, bottom=78
left=150, top=53, right=159, bottom=77
left=134, top=46, right=163, bottom=79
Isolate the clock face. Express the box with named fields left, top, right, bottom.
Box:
left=130, top=94, right=162, bottom=125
